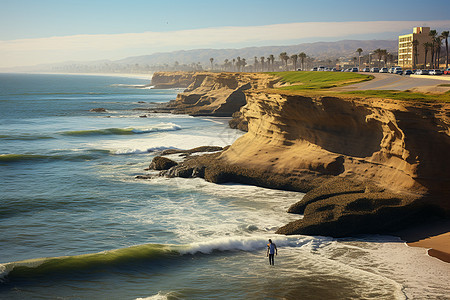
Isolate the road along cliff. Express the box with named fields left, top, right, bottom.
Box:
left=145, top=72, right=450, bottom=237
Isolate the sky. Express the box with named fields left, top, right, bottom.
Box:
left=1, top=0, right=450, bottom=68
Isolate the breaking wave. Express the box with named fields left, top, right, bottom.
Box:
left=60, top=123, right=181, bottom=136
left=0, top=150, right=111, bottom=163
left=0, top=236, right=307, bottom=283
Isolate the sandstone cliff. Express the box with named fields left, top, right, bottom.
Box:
left=145, top=72, right=450, bottom=237
left=221, top=91, right=450, bottom=236
left=156, top=72, right=279, bottom=116
left=151, top=71, right=196, bottom=89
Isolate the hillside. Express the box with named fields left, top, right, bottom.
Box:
left=2, top=39, right=397, bottom=73
left=117, top=39, right=397, bottom=65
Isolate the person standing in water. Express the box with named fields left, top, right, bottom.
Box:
left=266, top=239, right=277, bottom=265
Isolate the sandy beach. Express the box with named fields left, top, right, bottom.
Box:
left=396, top=220, right=450, bottom=263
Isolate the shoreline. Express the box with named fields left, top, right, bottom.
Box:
left=139, top=71, right=450, bottom=262
left=408, top=235, right=450, bottom=263
left=0, top=71, right=154, bottom=80
left=395, top=220, right=450, bottom=263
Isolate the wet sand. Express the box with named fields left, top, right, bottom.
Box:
left=407, top=232, right=450, bottom=263
left=395, top=219, right=450, bottom=263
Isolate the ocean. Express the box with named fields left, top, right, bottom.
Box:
left=0, top=73, right=448, bottom=299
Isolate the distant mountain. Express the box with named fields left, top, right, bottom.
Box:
left=2, top=39, right=397, bottom=73
left=117, top=39, right=397, bottom=65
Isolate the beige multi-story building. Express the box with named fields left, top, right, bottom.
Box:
left=398, top=27, right=432, bottom=68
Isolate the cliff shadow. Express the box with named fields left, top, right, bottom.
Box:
left=279, top=96, right=384, bottom=158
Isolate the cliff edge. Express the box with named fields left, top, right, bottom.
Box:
left=151, top=71, right=196, bottom=89
left=152, top=71, right=279, bottom=117
left=146, top=72, right=450, bottom=237
left=222, top=91, right=450, bottom=236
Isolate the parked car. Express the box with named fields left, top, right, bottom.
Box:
left=388, top=67, right=395, bottom=73
left=393, top=67, right=403, bottom=75
left=318, top=66, right=325, bottom=71
left=330, top=67, right=337, bottom=72
left=403, top=70, right=413, bottom=75
left=429, top=69, right=443, bottom=75
left=415, top=69, right=429, bottom=75
left=370, top=67, right=379, bottom=73
left=311, top=67, right=318, bottom=71
left=379, top=67, right=388, bottom=73
left=444, top=68, right=450, bottom=75
left=362, top=67, right=370, bottom=72
left=351, top=67, right=359, bottom=72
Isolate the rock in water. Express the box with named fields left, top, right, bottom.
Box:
left=90, top=108, right=107, bottom=112
left=148, top=156, right=178, bottom=170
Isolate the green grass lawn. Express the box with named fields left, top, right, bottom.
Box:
left=269, top=71, right=373, bottom=90
left=268, top=71, right=450, bottom=103
left=340, top=90, right=450, bottom=102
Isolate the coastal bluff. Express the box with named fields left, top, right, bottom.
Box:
left=147, top=71, right=450, bottom=237
left=151, top=71, right=279, bottom=117
left=151, top=71, right=196, bottom=89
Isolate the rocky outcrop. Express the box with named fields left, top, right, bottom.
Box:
left=90, top=108, right=107, bottom=112
left=221, top=91, right=450, bottom=236
left=228, top=111, right=248, bottom=131
left=147, top=156, right=178, bottom=170
left=160, top=146, right=224, bottom=156
left=142, top=72, right=450, bottom=237
left=162, top=72, right=279, bottom=116
left=275, top=177, right=439, bottom=237
left=151, top=71, right=196, bottom=89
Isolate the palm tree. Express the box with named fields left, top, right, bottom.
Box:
left=232, top=58, right=236, bottom=71
left=279, top=52, right=289, bottom=71
left=435, top=36, right=443, bottom=68
left=236, top=57, right=241, bottom=72
left=442, top=31, right=449, bottom=69
left=254, top=57, right=258, bottom=72
left=209, top=58, right=214, bottom=70
left=299, top=52, right=306, bottom=70
left=356, top=48, right=363, bottom=68
left=260, top=57, right=265, bottom=71
left=241, top=58, right=247, bottom=72
left=412, top=39, right=419, bottom=69
left=382, top=50, right=389, bottom=67
left=290, top=54, right=298, bottom=71
left=429, top=29, right=437, bottom=68
left=353, top=57, right=357, bottom=67
left=423, top=42, right=432, bottom=68
left=269, top=54, right=275, bottom=71
left=374, top=48, right=382, bottom=67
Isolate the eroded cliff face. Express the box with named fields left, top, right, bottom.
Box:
left=223, top=92, right=450, bottom=199
left=163, top=72, right=279, bottom=116
left=147, top=71, right=450, bottom=236
left=219, top=90, right=450, bottom=236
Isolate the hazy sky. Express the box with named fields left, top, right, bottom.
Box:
left=1, top=0, right=449, bottom=68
